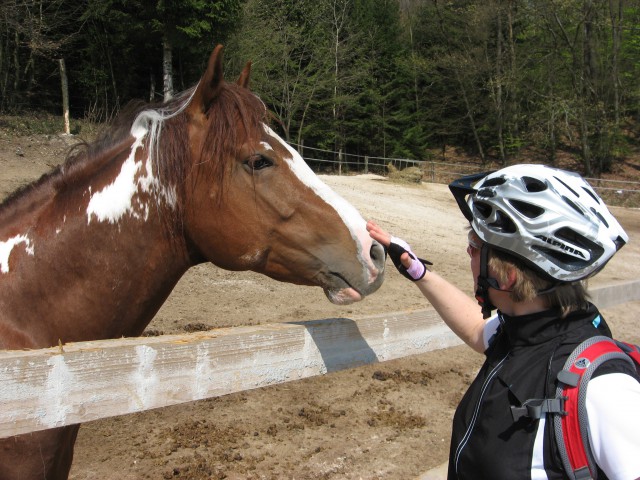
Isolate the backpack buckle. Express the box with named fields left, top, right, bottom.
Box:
left=511, top=397, right=567, bottom=422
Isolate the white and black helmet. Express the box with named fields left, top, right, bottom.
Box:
left=449, top=164, right=628, bottom=282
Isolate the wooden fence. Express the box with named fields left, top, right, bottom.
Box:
left=298, top=150, right=640, bottom=207
left=1, top=279, right=638, bottom=439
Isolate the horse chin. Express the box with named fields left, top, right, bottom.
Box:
left=323, top=287, right=363, bottom=305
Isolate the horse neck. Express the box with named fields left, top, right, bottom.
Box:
left=0, top=137, right=191, bottom=349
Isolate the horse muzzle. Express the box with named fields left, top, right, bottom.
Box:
left=322, top=239, right=386, bottom=305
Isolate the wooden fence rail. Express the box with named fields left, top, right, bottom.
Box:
left=0, top=280, right=638, bottom=439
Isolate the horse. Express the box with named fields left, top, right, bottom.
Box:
left=0, top=45, right=385, bottom=480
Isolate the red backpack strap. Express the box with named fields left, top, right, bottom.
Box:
left=553, top=336, right=636, bottom=480
left=613, top=340, right=640, bottom=369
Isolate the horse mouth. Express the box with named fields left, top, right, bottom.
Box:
left=323, top=272, right=364, bottom=305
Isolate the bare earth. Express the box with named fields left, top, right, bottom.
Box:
left=1, top=131, right=639, bottom=480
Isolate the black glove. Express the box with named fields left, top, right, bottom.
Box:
left=387, top=236, right=432, bottom=281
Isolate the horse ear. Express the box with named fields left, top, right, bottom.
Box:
left=190, top=44, right=225, bottom=115
left=237, top=61, right=252, bottom=89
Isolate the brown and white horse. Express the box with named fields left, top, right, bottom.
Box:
left=0, top=45, right=385, bottom=479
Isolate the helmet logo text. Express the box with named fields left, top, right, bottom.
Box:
left=535, top=235, right=586, bottom=259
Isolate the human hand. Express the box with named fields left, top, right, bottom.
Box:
left=366, top=221, right=431, bottom=281
left=366, top=220, right=392, bottom=248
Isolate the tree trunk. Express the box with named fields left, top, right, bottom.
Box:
left=59, top=58, right=70, bottom=135
left=455, top=69, right=485, bottom=164
left=506, top=0, right=519, bottom=144
left=331, top=0, right=347, bottom=156
left=495, top=6, right=506, bottom=165
left=0, top=32, right=7, bottom=110
left=163, top=32, right=173, bottom=102
left=13, top=31, right=20, bottom=92
left=150, top=74, right=156, bottom=102
left=609, top=0, right=622, bottom=128
left=582, top=0, right=597, bottom=174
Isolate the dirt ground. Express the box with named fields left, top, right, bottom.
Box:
left=1, top=130, right=639, bottom=480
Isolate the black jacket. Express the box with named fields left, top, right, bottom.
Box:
left=447, top=304, right=637, bottom=480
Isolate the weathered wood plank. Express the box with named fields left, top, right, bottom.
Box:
left=0, top=279, right=637, bottom=439
left=0, top=309, right=459, bottom=438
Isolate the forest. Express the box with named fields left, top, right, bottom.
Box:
left=1, top=0, right=640, bottom=176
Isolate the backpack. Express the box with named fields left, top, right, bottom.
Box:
left=510, top=336, right=640, bottom=480
left=555, top=336, right=640, bottom=480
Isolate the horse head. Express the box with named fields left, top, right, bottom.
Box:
left=181, top=45, right=385, bottom=304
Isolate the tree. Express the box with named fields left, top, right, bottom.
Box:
left=2, top=0, right=640, bottom=179
left=75, top=0, right=240, bottom=119
left=154, top=0, right=241, bottom=100
left=532, top=0, right=624, bottom=175
left=412, top=1, right=491, bottom=161
left=0, top=0, right=83, bottom=112
left=320, top=0, right=407, bottom=158
left=228, top=0, right=332, bottom=146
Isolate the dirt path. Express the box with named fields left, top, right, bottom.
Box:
left=1, top=132, right=639, bottom=479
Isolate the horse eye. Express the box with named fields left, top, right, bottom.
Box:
left=245, top=154, right=273, bottom=171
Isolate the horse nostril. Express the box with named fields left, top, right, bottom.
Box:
left=370, top=241, right=386, bottom=266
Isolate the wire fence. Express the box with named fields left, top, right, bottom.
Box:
left=290, top=143, right=640, bottom=208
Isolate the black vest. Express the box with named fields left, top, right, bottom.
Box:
left=447, top=304, right=636, bottom=480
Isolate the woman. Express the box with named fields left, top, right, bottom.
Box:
left=367, top=164, right=639, bottom=480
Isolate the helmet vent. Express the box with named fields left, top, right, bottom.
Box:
left=509, top=199, right=544, bottom=218
left=474, top=201, right=493, bottom=219
left=562, top=196, right=584, bottom=216
left=522, top=176, right=547, bottom=192
left=488, top=211, right=517, bottom=234
left=555, top=227, right=582, bottom=246
left=534, top=228, right=599, bottom=271
left=480, top=176, right=506, bottom=188
left=533, top=246, right=586, bottom=272
left=555, top=227, right=604, bottom=260
left=614, top=235, right=627, bottom=251
left=477, top=188, right=496, bottom=198
left=554, top=176, right=579, bottom=197
left=590, top=208, right=609, bottom=228
left=582, top=186, right=601, bottom=204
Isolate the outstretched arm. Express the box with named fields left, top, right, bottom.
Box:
left=367, top=220, right=488, bottom=354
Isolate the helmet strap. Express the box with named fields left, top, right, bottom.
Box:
left=536, top=282, right=561, bottom=295
left=475, top=244, right=500, bottom=319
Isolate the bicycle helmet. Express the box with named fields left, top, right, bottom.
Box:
left=449, top=164, right=628, bottom=282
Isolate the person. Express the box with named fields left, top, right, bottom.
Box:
left=366, top=164, right=640, bottom=480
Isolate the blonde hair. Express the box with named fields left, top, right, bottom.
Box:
left=488, top=248, right=590, bottom=316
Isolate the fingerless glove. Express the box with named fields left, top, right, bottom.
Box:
left=388, top=236, right=432, bottom=281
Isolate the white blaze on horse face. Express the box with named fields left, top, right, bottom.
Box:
left=86, top=126, right=176, bottom=224
left=0, top=234, right=34, bottom=273
left=262, top=126, right=379, bottom=287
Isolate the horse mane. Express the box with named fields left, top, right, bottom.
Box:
left=0, top=80, right=268, bottom=220
left=191, top=82, right=268, bottom=203
left=137, top=80, right=268, bottom=208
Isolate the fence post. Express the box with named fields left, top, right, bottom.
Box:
left=364, top=156, right=369, bottom=174
left=339, top=148, right=343, bottom=176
